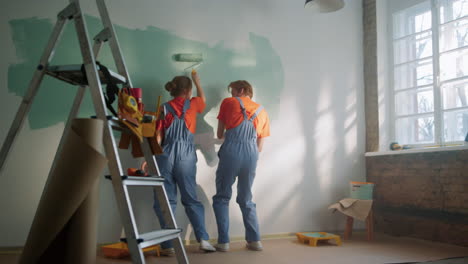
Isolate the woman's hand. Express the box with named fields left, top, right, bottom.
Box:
left=257, top=137, right=264, bottom=152
left=217, top=120, right=226, bottom=139
left=191, top=69, right=206, bottom=103
left=191, top=69, right=201, bottom=86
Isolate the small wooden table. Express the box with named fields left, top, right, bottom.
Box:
left=344, top=209, right=374, bottom=241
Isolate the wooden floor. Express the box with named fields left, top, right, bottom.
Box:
left=1, top=233, right=467, bottom=264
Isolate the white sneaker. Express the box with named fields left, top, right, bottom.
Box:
left=246, top=241, right=263, bottom=251
left=199, top=240, right=216, bottom=252
left=160, top=247, right=175, bottom=256
left=214, top=243, right=230, bottom=252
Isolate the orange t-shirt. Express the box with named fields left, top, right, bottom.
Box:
left=157, top=97, right=205, bottom=134
left=217, top=97, right=270, bottom=138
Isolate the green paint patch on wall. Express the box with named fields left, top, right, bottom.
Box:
left=8, top=17, right=92, bottom=129
left=8, top=16, right=283, bottom=132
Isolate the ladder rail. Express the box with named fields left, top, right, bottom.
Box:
left=0, top=14, right=69, bottom=173
left=174, top=236, right=190, bottom=263
left=141, top=139, right=190, bottom=262
left=95, top=0, right=133, bottom=87
left=70, top=1, right=146, bottom=263
left=93, top=28, right=111, bottom=59
left=141, top=139, right=162, bottom=177
left=154, top=185, right=190, bottom=263
left=94, top=2, right=189, bottom=262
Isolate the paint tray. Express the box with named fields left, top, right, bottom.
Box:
left=296, top=232, right=342, bottom=246
left=101, top=242, right=161, bottom=258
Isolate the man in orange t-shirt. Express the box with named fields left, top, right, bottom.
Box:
left=212, top=80, right=270, bottom=252
left=217, top=97, right=270, bottom=144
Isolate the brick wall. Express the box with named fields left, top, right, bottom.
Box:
left=363, top=0, right=379, bottom=152
left=366, top=150, right=468, bottom=246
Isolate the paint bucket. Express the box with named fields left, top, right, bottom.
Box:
left=349, top=181, right=374, bottom=200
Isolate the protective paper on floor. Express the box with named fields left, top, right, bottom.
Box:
left=19, top=118, right=107, bottom=264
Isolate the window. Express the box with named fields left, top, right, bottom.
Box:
left=391, top=0, right=468, bottom=145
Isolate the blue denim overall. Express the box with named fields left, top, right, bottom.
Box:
left=213, top=97, right=264, bottom=243
left=153, top=99, right=209, bottom=249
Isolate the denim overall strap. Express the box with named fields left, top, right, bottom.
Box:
left=234, top=97, right=248, bottom=120
left=181, top=99, right=190, bottom=117
left=163, top=99, right=190, bottom=120
left=164, top=102, right=178, bottom=119
left=249, top=106, right=264, bottom=122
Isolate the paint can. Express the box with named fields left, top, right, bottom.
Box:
left=349, top=181, right=374, bottom=200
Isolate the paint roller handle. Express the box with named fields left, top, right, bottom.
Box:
left=191, top=70, right=206, bottom=103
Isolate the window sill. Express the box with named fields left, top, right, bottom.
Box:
left=365, top=144, right=468, bottom=157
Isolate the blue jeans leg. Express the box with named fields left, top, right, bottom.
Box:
left=212, top=156, right=237, bottom=244
left=174, top=157, right=209, bottom=242
left=237, top=156, right=260, bottom=242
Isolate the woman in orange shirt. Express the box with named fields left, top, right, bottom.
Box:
left=153, top=71, right=215, bottom=254
left=213, top=80, right=270, bottom=252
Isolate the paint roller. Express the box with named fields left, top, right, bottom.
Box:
left=174, top=53, right=203, bottom=73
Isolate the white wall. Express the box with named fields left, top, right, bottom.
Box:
left=0, top=0, right=365, bottom=246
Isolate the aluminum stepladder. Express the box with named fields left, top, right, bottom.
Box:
left=0, top=0, right=189, bottom=263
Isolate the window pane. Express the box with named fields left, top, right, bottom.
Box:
left=442, top=79, right=468, bottom=109
left=395, top=87, right=434, bottom=116
left=394, top=59, right=433, bottom=90
left=439, top=0, right=468, bottom=24
left=440, top=17, right=468, bottom=52
left=394, top=32, right=433, bottom=64
left=396, top=115, right=435, bottom=144
left=440, top=47, right=468, bottom=80
left=443, top=109, right=468, bottom=141
left=393, top=1, right=432, bottom=39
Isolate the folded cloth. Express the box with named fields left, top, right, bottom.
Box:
left=328, top=198, right=373, bottom=221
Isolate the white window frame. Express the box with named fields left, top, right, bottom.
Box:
left=390, top=0, right=468, bottom=147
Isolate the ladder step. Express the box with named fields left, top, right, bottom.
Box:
left=45, top=64, right=126, bottom=86
left=105, top=175, right=165, bottom=186
left=121, top=229, right=183, bottom=249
